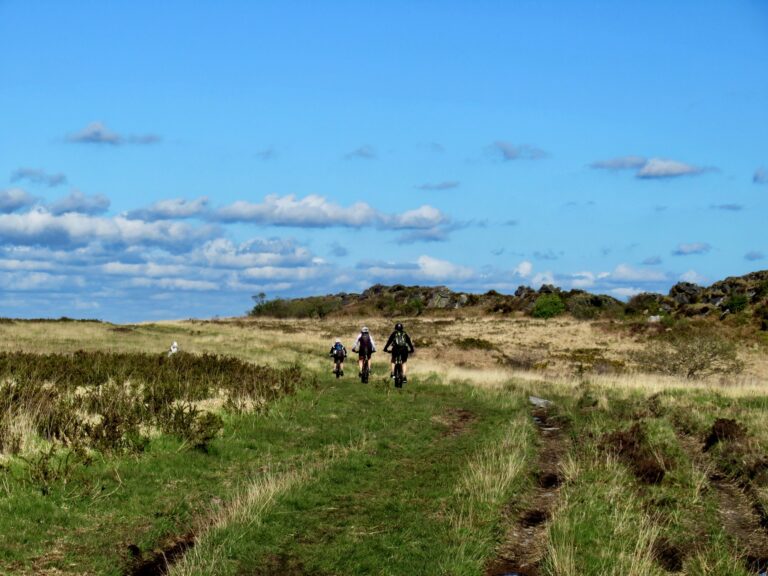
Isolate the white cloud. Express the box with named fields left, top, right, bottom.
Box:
left=126, top=197, right=209, bottom=221
left=388, top=205, right=447, bottom=229
left=610, top=264, right=667, bottom=282
left=609, top=287, right=644, bottom=299
left=636, top=158, right=707, bottom=179
left=532, top=271, right=554, bottom=287
left=679, top=270, right=707, bottom=285
left=0, top=188, right=37, bottom=213
left=591, top=156, right=711, bottom=179
left=416, top=255, right=473, bottom=281
left=672, top=242, right=711, bottom=256
left=0, top=209, right=217, bottom=250
left=215, top=194, right=380, bottom=228
left=514, top=260, right=533, bottom=278
left=194, top=238, right=312, bottom=269
left=214, top=194, right=449, bottom=234
left=49, top=190, right=110, bottom=215
left=570, top=271, right=596, bottom=289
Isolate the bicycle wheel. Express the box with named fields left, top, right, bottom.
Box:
left=362, top=359, right=369, bottom=383
left=335, top=360, right=342, bottom=378
left=394, top=361, right=403, bottom=388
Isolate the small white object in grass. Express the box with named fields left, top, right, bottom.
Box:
left=168, top=341, right=179, bottom=356
left=648, top=315, right=662, bottom=324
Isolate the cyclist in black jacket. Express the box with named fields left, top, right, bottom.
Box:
left=383, top=322, right=415, bottom=383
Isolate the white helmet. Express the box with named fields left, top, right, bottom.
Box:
left=335, top=338, right=341, bottom=343
left=361, top=326, right=369, bottom=333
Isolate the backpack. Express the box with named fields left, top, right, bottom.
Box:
left=333, top=342, right=344, bottom=356
left=394, top=331, right=407, bottom=348
left=359, top=333, right=372, bottom=352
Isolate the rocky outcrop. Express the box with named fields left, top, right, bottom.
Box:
left=250, top=270, right=768, bottom=328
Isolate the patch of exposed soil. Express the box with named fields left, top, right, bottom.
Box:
left=434, top=408, right=477, bottom=437
left=601, top=422, right=667, bottom=485
left=485, top=405, right=570, bottom=576
left=126, top=533, right=195, bottom=576
left=652, top=537, right=685, bottom=572
left=702, top=418, right=746, bottom=452
left=710, top=477, right=768, bottom=565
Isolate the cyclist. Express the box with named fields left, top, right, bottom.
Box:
left=352, top=326, right=376, bottom=377
left=329, top=338, right=347, bottom=376
left=383, top=322, right=415, bottom=383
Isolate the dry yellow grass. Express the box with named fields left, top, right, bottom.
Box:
left=1, top=316, right=764, bottom=395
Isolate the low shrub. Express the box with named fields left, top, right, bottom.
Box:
left=633, top=334, right=744, bottom=379
left=531, top=294, right=565, bottom=319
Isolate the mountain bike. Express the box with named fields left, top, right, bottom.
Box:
left=360, top=355, right=370, bottom=384
left=333, top=356, right=344, bottom=378
left=393, top=354, right=405, bottom=388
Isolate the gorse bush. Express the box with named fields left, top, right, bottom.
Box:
left=532, top=294, right=566, bottom=319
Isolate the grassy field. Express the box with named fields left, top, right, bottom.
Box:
left=0, top=318, right=767, bottom=575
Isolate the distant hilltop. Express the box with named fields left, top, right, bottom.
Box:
left=249, top=270, right=768, bottom=330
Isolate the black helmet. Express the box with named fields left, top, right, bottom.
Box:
left=395, top=322, right=403, bottom=331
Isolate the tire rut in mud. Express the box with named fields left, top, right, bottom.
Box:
left=676, top=422, right=768, bottom=574
left=485, top=404, right=569, bottom=576
left=125, top=533, right=195, bottom=576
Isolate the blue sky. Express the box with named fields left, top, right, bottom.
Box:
left=1, top=1, right=766, bottom=321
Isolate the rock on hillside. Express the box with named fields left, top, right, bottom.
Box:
left=248, top=270, right=768, bottom=329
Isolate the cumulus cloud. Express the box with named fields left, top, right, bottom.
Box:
left=514, top=260, right=533, bottom=278
left=489, top=141, right=547, bottom=161
left=345, top=145, right=377, bottom=160
left=672, top=242, right=711, bottom=256
left=49, top=190, right=110, bottom=215
left=754, top=168, right=768, bottom=184
left=127, top=197, right=209, bottom=221
left=417, top=181, right=460, bottom=191
left=215, top=195, right=380, bottom=228
left=745, top=251, right=764, bottom=261
left=0, top=188, right=37, bottom=213
left=0, top=210, right=216, bottom=251
left=66, top=122, right=160, bottom=145
left=610, top=264, right=667, bottom=282
left=11, top=168, right=67, bottom=187
left=591, top=155, right=711, bottom=179
left=193, top=237, right=312, bottom=269
left=637, top=158, right=709, bottom=179
left=214, top=194, right=448, bottom=235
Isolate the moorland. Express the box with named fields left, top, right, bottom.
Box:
left=1, top=271, right=767, bottom=575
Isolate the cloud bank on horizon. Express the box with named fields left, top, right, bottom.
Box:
left=0, top=1, right=765, bottom=321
